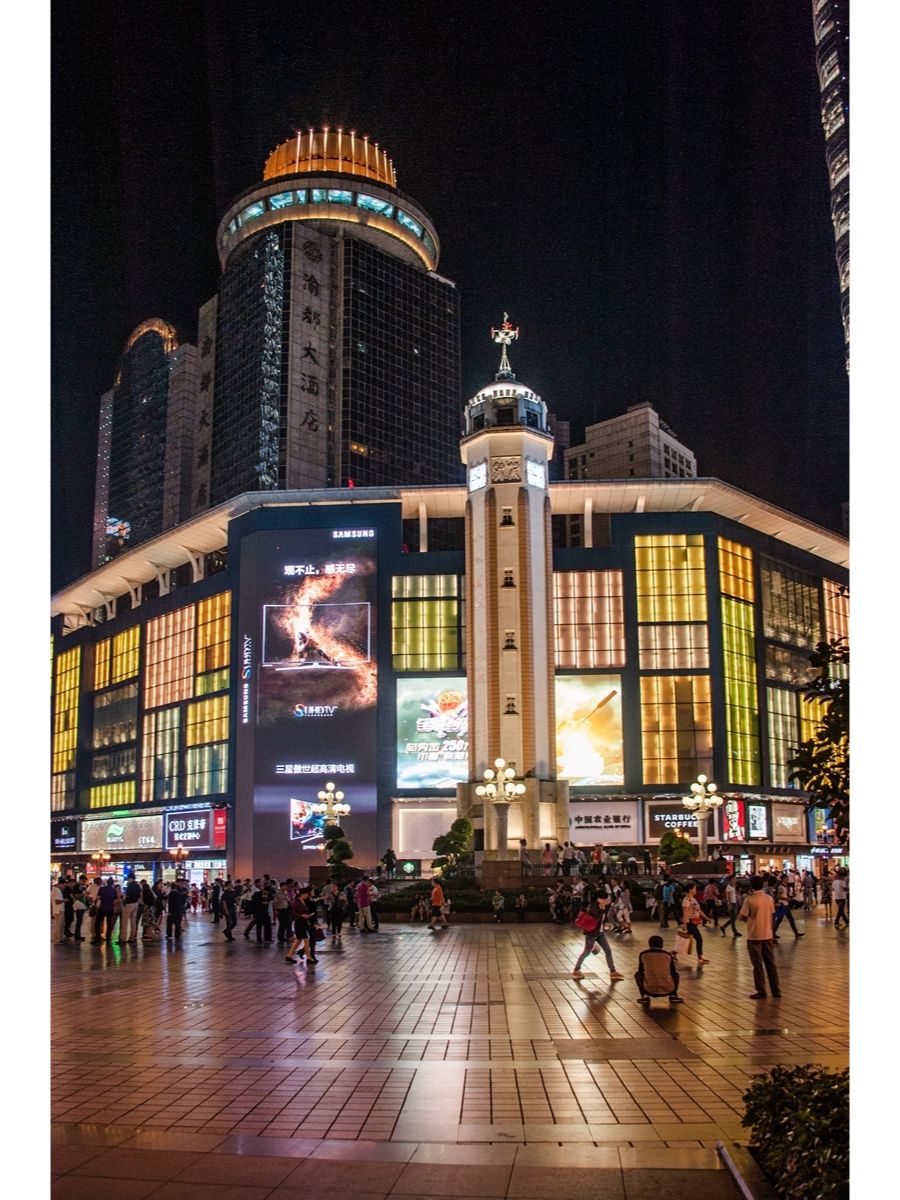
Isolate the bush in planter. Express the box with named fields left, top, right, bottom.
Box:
left=741, top=1064, right=848, bottom=1200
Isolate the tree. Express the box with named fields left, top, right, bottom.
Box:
left=658, top=829, right=698, bottom=865
left=322, top=824, right=354, bottom=879
left=431, top=817, right=474, bottom=877
left=788, top=636, right=849, bottom=837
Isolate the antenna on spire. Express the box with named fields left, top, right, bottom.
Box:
left=490, top=312, right=519, bottom=379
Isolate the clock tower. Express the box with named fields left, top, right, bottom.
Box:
left=457, top=316, right=569, bottom=856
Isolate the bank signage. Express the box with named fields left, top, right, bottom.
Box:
left=569, top=800, right=639, bottom=844
left=645, top=802, right=705, bottom=841
left=51, top=823, right=78, bottom=853
left=81, top=815, right=164, bottom=853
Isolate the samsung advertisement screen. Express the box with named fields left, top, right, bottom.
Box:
left=244, top=528, right=378, bottom=870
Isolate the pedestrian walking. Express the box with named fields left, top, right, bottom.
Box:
left=285, top=886, right=317, bottom=963
left=369, top=881, right=381, bottom=930
left=428, top=879, right=446, bottom=931
left=71, top=876, right=88, bottom=940
left=51, top=878, right=66, bottom=944
left=820, top=872, right=833, bottom=921
left=833, top=870, right=849, bottom=928
left=274, top=880, right=292, bottom=945
left=681, top=882, right=710, bottom=964
left=209, top=877, right=223, bottom=924
left=355, top=877, right=375, bottom=931
left=541, top=843, right=555, bottom=876
left=719, top=877, right=743, bottom=938
left=166, top=880, right=187, bottom=942
left=120, top=875, right=142, bottom=943
left=92, top=877, right=118, bottom=944
left=515, top=893, right=527, bottom=922
left=773, top=876, right=805, bottom=939
left=660, top=877, right=676, bottom=927
left=221, top=879, right=238, bottom=940
left=702, top=880, right=721, bottom=926
left=739, top=876, right=782, bottom=999
left=572, top=896, right=624, bottom=983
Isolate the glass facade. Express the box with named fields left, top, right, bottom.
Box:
left=392, top=575, right=462, bottom=670
left=553, top=571, right=625, bottom=668
left=721, top=597, right=760, bottom=784
left=145, top=606, right=196, bottom=710
left=638, top=623, right=709, bottom=670
left=106, top=329, right=172, bottom=553
left=196, top=592, right=231, bottom=676
left=341, top=239, right=461, bottom=492
left=640, top=674, right=713, bottom=784
left=718, top=537, right=755, bottom=603
left=186, top=696, right=230, bottom=746
left=89, top=781, right=136, bottom=809
left=634, top=535, right=707, bottom=622
left=92, top=682, right=139, bottom=748
left=52, top=648, right=81, bottom=774
left=186, top=744, right=229, bottom=797
left=765, top=644, right=815, bottom=686
left=760, top=560, right=821, bottom=648
left=767, top=686, right=799, bottom=788
left=141, top=706, right=181, bottom=803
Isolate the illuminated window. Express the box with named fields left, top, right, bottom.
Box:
left=357, top=194, right=394, bottom=216
left=144, top=605, right=195, bottom=709
left=238, top=201, right=265, bottom=224
left=553, top=571, right=625, bottom=668
left=185, top=743, right=229, bottom=797
left=800, top=694, right=828, bottom=743
left=92, top=681, right=138, bottom=748
left=89, top=781, right=136, bottom=809
left=395, top=209, right=423, bottom=237
left=197, top=667, right=230, bottom=696
left=823, top=580, right=849, bottom=643
left=186, top=696, right=230, bottom=746
left=269, top=191, right=296, bottom=210
left=51, top=773, right=75, bottom=812
left=91, top=747, right=137, bottom=781
left=327, top=189, right=352, bottom=204
left=141, top=706, right=181, bottom=803
left=718, top=538, right=755, bottom=603
left=392, top=575, right=463, bottom=671
left=196, top=591, right=231, bottom=675
left=640, top=674, right=713, bottom=784
left=422, top=230, right=437, bottom=260
left=767, top=687, right=799, bottom=789
left=760, top=560, right=821, bottom=648
left=638, top=624, right=709, bottom=670
left=634, top=534, right=707, bottom=623
left=765, top=645, right=815, bottom=686
left=722, top=598, right=760, bottom=784
left=94, top=638, right=111, bottom=691
left=52, top=648, right=81, bottom=774
left=111, top=626, right=140, bottom=683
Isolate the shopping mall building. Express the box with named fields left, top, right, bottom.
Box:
left=50, top=361, right=849, bottom=885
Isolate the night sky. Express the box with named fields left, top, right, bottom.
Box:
left=51, top=0, right=848, bottom=593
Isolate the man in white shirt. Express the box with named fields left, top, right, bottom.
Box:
left=832, top=871, right=849, bottom=928
left=51, top=879, right=66, bottom=944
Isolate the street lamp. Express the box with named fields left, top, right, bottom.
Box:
left=91, top=851, right=111, bottom=873
left=312, top=780, right=351, bottom=826
left=170, top=845, right=189, bottom=875
left=476, top=757, right=526, bottom=857
left=682, top=774, right=722, bottom=862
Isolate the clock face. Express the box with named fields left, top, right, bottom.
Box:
left=525, top=460, right=546, bottom=488
left=468, top=461, right=487, bottom=491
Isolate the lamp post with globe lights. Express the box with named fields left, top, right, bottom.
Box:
left=476, top=758, right=526, bottom=858
left=682, top=774, right=722, bottom=862
left=312, top=781, right=351, bottom=828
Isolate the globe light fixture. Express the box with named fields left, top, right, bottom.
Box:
left=475, top=757, right=526, bottom=856
left=312, top=780, right=352, bottom=825
left=682, top=773, right=722, bottom=862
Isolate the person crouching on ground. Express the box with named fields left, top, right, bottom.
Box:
left=572, top=895, right=624, bottom=983
left=635, top=935, right=683, bottom=1004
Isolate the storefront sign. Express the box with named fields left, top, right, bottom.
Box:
left=212, top=808, right=227, bottom=849
left=645, top=802, right=704, bottom=841
left=721, top=798, right=769, bottom=841
left=397, top=859, right=422, bottom=878
left=569, top=800, right=639, bottom=844
left=51, top=823, right=78, bottom=853
left=165, top=808, right=214, bottom=849
left=81, top=815, right=164, bottom=853
left=771, top=803, right=806, bottom=842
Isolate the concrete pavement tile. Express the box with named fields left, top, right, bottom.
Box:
left=622, top=1169, right=740, bottom=1199
left=410, top=1143, right=518, bottom=1165
left=69, top=1149, right=202, bottom=1180
left=391, top=1163, right=512, bottom=1197
left=309, top=1140, right=417, bottom=1162
left=51, top=1144, right=109, bottom=1174
left=618, top=1147, right=723, bottom=1171
left=52, top=1177, right=161, bottom=1200
left=173, top=1153, right=300, bottom=1186
left=281, top=1158, right=405, bottom=1192
left=588, top=1125, right=661, bottom=1143
left=514, top=1144, right=621, bottom=1168
left=210, top=1136, right=321, bottom=1157
left=51, top=1124, right=135, bottom=1147
left=146, top=1184, right=272, bottom=1200
left=507, top=1166, right=625, bottom=1199
left=120, top=1129, right=228, bottom=1151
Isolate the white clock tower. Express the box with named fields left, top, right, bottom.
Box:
left=457, top=316, right=570, bottom=857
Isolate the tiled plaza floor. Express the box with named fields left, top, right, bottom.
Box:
left=50, top=906, right=848, bottom=1198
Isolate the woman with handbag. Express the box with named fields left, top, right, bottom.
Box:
left=572, top=897, right=624, bottom=981
left=681, top=882, right=710, bottom=964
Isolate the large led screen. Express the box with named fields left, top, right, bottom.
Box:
left=555, top=674, right=624, bottom=787
left=396, top=676, right=468, bottom=788
left=241, top=528, right=378, bottom=871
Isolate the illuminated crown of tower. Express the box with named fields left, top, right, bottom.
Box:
left=264, top=128, right=397, bottom=187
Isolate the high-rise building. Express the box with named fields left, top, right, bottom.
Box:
left=204, top=128, right=461, bottom=507
left=92, top=129, right=463, bottom=570
left=92, top=319, right=199, bottom=568
left=811, top=0, right=849, bottom=365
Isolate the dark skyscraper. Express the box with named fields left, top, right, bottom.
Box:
left=811, top=0, right=849, bottom=365
left=203, top=128, right=461, bottom=509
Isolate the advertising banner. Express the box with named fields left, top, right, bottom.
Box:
left=396, top=676, right=468, bottom=789
left=569, top=800, right=639, bottom=844
left=721, top=797, right=770, bottom=841
left=555, top=675, right=624, bottom=787
left=165, top=808, right=214, bottom=849
left=645, top=802, right=705, bottom=841
left=241, top=527, right=379, bottom=871
left=747, top=802, right=770, bottom=840
left=771, top=803, right=806, bottom=842
left=81, top=815, right=164, bottom=853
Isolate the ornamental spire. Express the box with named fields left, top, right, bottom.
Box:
left=490, top=312, right=519, bottom=379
